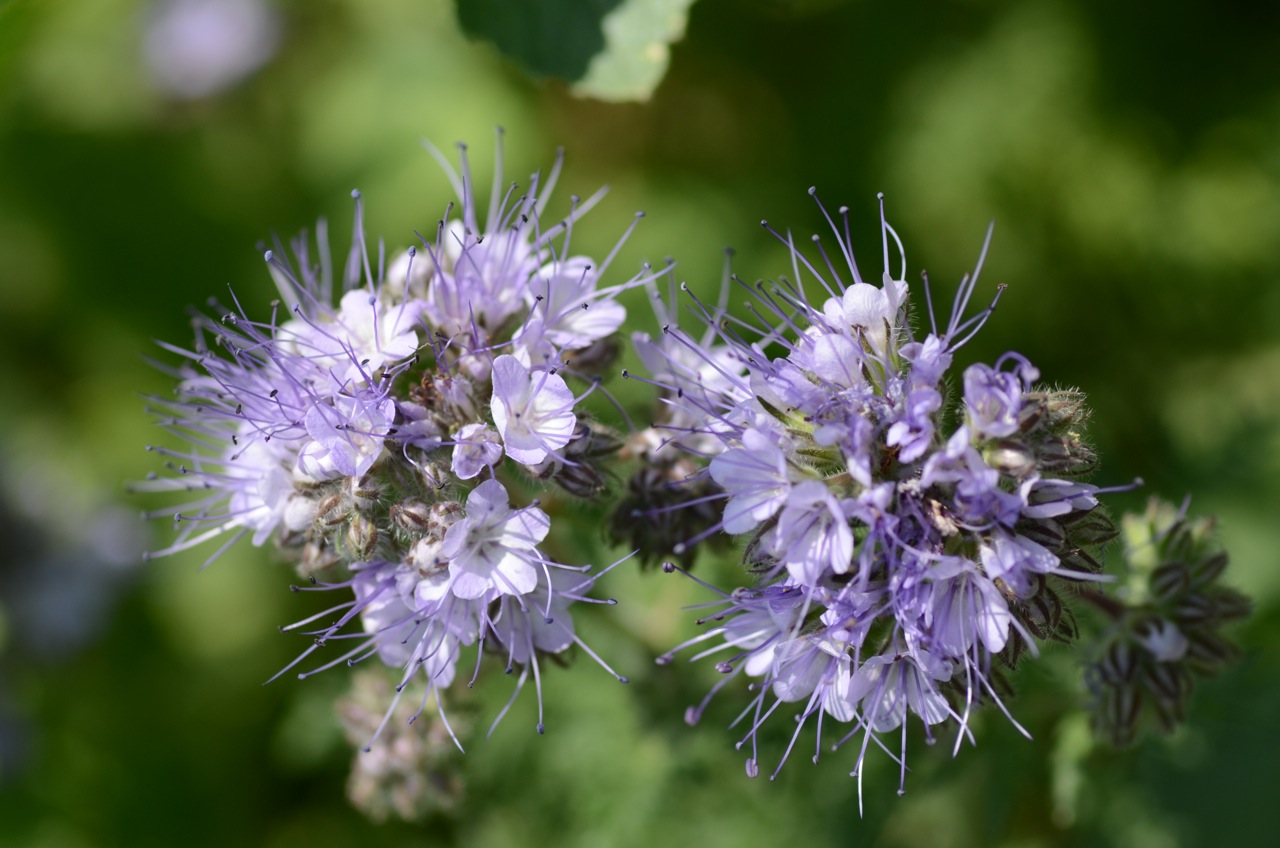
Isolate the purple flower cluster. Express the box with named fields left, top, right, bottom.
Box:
left=142, top=140, right=639, bottom=742
left=634, top=193, right=1121, bottom=802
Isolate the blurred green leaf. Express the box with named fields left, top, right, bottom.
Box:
left=454, top=0, right=696, bottom=101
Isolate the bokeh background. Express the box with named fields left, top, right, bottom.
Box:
left=1, top=0, right=1278, bottom=845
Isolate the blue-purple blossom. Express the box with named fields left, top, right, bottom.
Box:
left=143, top=138, right=644, bottom=746
left=440, top=479, right=549, bottom=600
left=631, top=192, right=1124, bottom=804
left=489, top=354, right=577, bottom=465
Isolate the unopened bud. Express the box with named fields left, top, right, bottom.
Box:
left=390, top=501, right=432, bottom=534
left=1058, top=546, right=1102, bottom=574
left=346, top=475, right=381, bottom=512
left=1189, top=551, right=1229, bottom=586
left=1150, top=561, right=1191, bottom=602
left=1136, top=618, right=1188, bottom=662
left=1060, top=509, right=1118, bottom=546
left=1141, top=658, right=1189, bottom=704
left=986, top=439, right=1037, bottom=477
left=317, top=492, right=349, bottom=527
left=1099, top=639, right=1137, bottom=685
left=409, top=535, right=448, bottom=575
left=347, top=514, right=378, bottom=558
left=1203, top=587, right=1251, bottom=622
left=299, top=539, right=340, bottom=578
left=427, top=501, right=464, bottom=536
left=551, top=461, right=608, bottom=498
left=1022, top=389, right=1088, bottom=434
left=280, top=492, right=316, bottom=529
left=565, top=422, right=624, bottom=460
left=564, top=336, right=621, bottom=376
left=1034, top=436, right=1098, bottom=476
left=1183, top=629, right=1240, bottom=672
left=1016, top=517, right=1065, bottom=549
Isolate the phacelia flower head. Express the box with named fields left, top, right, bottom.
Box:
left=630, top=190, right=1130, bottom=806
left=141, top=135, right=646, bottom=746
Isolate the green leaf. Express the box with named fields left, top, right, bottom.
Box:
left=454, top=0, right=696, bottom=102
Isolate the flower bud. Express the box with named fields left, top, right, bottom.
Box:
left=1058, top=547, right=1102, bottom=574
left=390, top=501, right=432, bottom=535
left=427, top=501, right=464, bottom=537
left=298, top=539, right=340, bottom=578
left=548, top=461, right=609, bottom=499
left=408, top=535, right=448, bottom=575
left=1098, top=639, right=1137, bottom=685
left=608, top=460, right=728, bottom=569
left=1059, top=508, right=1118, bottom=546
left=316, top=492, right=349, bottom=528
left=1015, top=517, right=1065, bottom=549
left=564, top=336, right=621, bottom=377
left=1021, top=388, right=1088, bottom=435
left=347, top=514, right=378, bottom=559
left=1189, top=551, right=1229, bottom=585
left=985, top=439, right=1037, bottom=477
left=1150, top=561, right=1191, bottom=602
left=346, top=475, right=381, bottom=512
left=1183, top=629, right=1239, bottom=672
left=1095, top=683, right=1141, bottom=748
left=283, top=494, right=318, bottom=533
left=1033, top=436, right=1098, bottom=477
left=1135, top=618, right=1188, bottom=662
left=1141, top=658, right=1189, bottom=704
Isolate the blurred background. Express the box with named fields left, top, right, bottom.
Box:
left=1, top=0, right=1278, bottom=845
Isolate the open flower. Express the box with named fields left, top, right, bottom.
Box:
left=490, top=354, right=577, bottom=465
left=440, top=479, right=549, bottom=600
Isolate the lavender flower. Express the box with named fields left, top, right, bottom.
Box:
left=142, top=136, right=644, bottom=746
left=489, top=354, right=577, bottom=465
left=629, top=191, right=1130, bottom=805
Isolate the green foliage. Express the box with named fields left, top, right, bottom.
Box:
left=454, top=0, right=696, bottom=100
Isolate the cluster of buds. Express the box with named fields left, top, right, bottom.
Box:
left=1085, top=499, right=1250, bottom=747
left=337, top=667, right=468, bottom=822
left=141, top=138, right=642, bottom=743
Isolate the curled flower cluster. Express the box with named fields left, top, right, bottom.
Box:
left=141, top=140, right=640, bottom=742
left=628, top=192, right=1130, bottom=801
left=1085, top=498, right=1250, bottom=747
